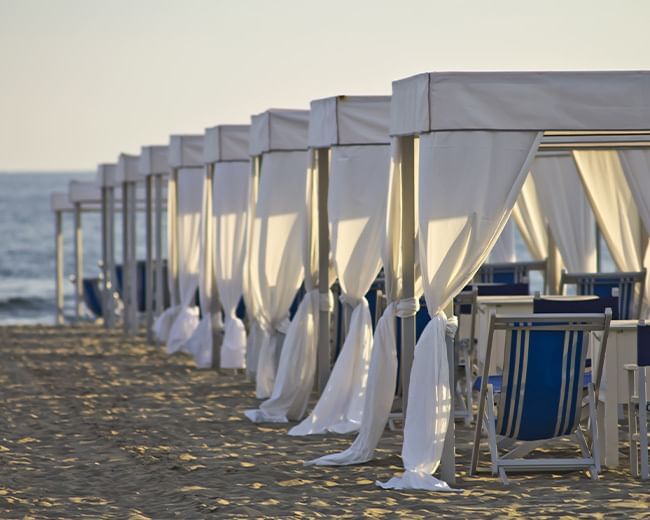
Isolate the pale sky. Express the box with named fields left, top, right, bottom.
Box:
left=1, top=0, right=649, bottom=170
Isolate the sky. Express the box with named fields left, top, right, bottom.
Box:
left=1, top=0, right=649, bottom=170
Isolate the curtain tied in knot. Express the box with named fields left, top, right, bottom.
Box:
left=319, top=291, right=335, bottom=312
left=395, top=297, right=420, bottom=319
left=339, top=293, right=365, bottom=308
left=445, top=314, right=458, bottom=338
left=274, top=317, right=291, bottom=335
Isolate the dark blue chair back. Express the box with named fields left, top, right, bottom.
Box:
left=534, top=296, right=619, bottom=321
left=638, top=323, right=650, bottom=367
left=82, top=277, right=103, bottom=317
left=115, top=264, right=124, bottom=296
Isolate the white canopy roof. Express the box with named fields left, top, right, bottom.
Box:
left=68, top=180, right=101, bottom=204
left=116, top=153, right=141, bottom=183
left=96, top=163, right=118, bottom=187
left=249, top=109, right=309, bottom=156
left=50, top=192, right=73, bottom=212
left=308, top=95, right=391, bottom=148
left=390, top=71, right=650, bottom=136
left=203, top=124, right=250, bottom=163
left=169, top=135, right=204, bottom=168
left=140, top=145, right=169, bottom=177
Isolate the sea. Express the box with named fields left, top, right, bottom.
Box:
left=0, top=172, right=120, bottom=325
left=0, top=172, right=615, bottom=326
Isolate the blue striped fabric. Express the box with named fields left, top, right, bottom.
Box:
left=82, top=277, right=103, bottom=317
left=576, top=277, right=633, bottom=319
left=496, top=324, right=587, bottom=441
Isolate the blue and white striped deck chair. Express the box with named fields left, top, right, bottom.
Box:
left=470, top=310, right=612, bottom=484
left=560, top=269, right=646, bottom=320
left=477, top=260, right=547, bottom=287
left=453, top=286, right=479, bottom=425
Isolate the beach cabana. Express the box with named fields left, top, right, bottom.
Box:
left=244, top=109, right=309, bottom=398
left=189, top=124, right=251, bottom=369
left=51, top=192, right=74, bottom=325
left=285, top=95, right=392, bottom=435
left=374, top=70, right=650, bottom=490
left=139, top=145, right=169, bottom=343
left=116, top=153, right=142, bottom=335
left=153, top=135, right=205, bottom=356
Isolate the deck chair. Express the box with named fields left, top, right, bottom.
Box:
left=470, top=309, right=612, bottom=484
left=625, top=321, right=650, bottom=479
left=477, top=259, right=547, bottom=288
left=560, top=269, right=646, bottom=320
left=82, top=277, right=103, bottom=317
left=453, top=286, right=479, bottom=425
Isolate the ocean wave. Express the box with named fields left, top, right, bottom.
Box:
left=0, top=296, right=52, bottom=312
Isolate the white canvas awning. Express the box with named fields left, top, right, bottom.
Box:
left=140, top=145, right=170, bottom=177
left=390, top=71, right=650, bottom=136
left=308, top=95, right=391, bottom=148
left=68, top=180, right=102, bottom=205
left=204, top=125, right=250, bottom=163
left=169, top=135, right=204, bottom=168
left=249, top=109, right=309, bottom=155
left=50, top=192, right=73, bottom=212
left=96, top=163, right=118, bottom=188
left=116, top=153, right=141, bottom=184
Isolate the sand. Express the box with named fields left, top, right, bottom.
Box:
left=0, top=324, right=648, bottom=519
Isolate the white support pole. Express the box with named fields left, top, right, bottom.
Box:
left=154, top=174, right=164, bottom=318
left=145, top=175, right=154, bottom=342
left=55, top=211, right=64, bottom=325
left=399, top=135, right=416, bottom=414
left=317, top=148, right=331, bottom=393
left=122, top=181, right=130, bottom=334
left=171, top=169, right=180, bottom=306
left=205, top=163, right=222, bottom=368
left=106, top=186, right=116, bottom=327
left=128, top=181, right=138, bottom=335
left=74, top=202, right=84, bottom=320
left=101, top=186, right=110, bottom=327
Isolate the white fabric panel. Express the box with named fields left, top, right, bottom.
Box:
left=290, top=144, right=390, bottom=436
left=620, top=150, right=650, bottom=234
left=573, top=151, right=648, bottom=313
left=69, top=180, right=101, bottom=204
left=249, top=110, right=309, bottom=156
left=249, top=151, right=309, bottom=398
left=51, top=192, right=73, bottom=212
left=211, top=161, right=252, bottom=368
left=96, top=164, right=118, bottom=188
left=203, top=125, right=250, bottom=163
left=511, top=175, right=548, bottom=261
left=140, top=146, right=169, bottom=177
left=245, top=150, right=320, bottom=422
left=308, top=96, right=391, bottom=147
left=531, top=155, right=597, bottom=272
left=391, top=71, right=650, bottom=136
left=379, top=130, right=542, bottom=491
left=489, top=218, right=517, bottom=262
left=169, top=135, right=204, bottom=168
left=307, top=139, right=403, bottom=464
left=116, top=154, right=141, bottom=184
left=164, top=168, right=204, bottom=354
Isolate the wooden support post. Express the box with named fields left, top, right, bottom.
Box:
left=146, top=175, right=154, bottom=342
left=74, top=202, right=84, bottom=320
left=122, top=182, right=130, bottom=334
left=317, top=148, right=331, bottom=393
left=55, top=211, right=64, bottom=325
left=154, top=174, right=164, bottom=318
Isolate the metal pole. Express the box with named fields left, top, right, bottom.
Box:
left=122, top=181, right=130, bottom=334
left=154, top=174, right=164, bottom=318
left=128, top=182, right=138, bottom=335
left=317, top=148, right=331, bottom=393
left=74, top=202, right=84, bottom=320
left=106, top=186, right=116, bottom=327
left=145, top=175, right=154, bottom=342
left=399, top=135, right=416, bottom=414
left=55, top=211, right=64, bottom=325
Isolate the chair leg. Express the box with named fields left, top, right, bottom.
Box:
left=470, top=381, right=489, bottom=476
left=587, top=382, right=600, bottom=478
left=627, top=368, right=639, bottom=478
left=464, top=347, right=473, bottom=426
left=485, top=385, right=501, bottom=477
left=639, top=368, right=648, bottom=480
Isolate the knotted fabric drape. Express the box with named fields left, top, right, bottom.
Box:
left=307, top=139, right=403, bottom=464
left=290, top=144, right=390, bottom=436
left=573, top=150, right=649, bottom=315
left=246, top=150, right=321, bottom=422
left=531, top=155, right=597, bottom=273
left=378, top=130, right=542, bottom=491
left=250, top=150, right=308, bottom=398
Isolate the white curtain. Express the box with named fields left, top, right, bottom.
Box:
left=289, top=144, right=390, bottom=436
left=246, top=151, right=322, bottom=422
left=307, top=139, right=404, bottom=464
left=210, top=161, right=252, bottom=368
left=511, top=174, right=547, bottom=261
left=163, top=169, right=204, bottom=354
left=531, top=154, right=597, bottom=272
left=573, top=150, right=648, bottom=313
left=378, top=130, right=542, bottom=491
left=489, top=218, right=517, bottom=262
left=153, top=175, right=178, bottom=341
left=249, top=150, right=309, bottom=398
